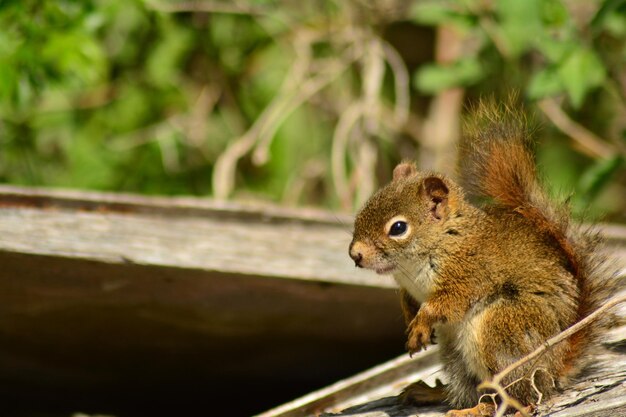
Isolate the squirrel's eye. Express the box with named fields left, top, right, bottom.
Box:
left=389, top=221, right=408, bottom=237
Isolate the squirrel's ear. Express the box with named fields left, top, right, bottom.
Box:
left=421, top=176, right=450, bottom=220
left=393, top=162, right=417, bottom=182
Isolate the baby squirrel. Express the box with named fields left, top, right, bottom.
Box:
left=349, top=99, right=614, bottom=416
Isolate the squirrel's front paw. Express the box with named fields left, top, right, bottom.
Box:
left=406, top=320, right=433, bottom=356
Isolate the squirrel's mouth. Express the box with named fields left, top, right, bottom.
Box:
left=374, top=265, right=396, bottom=275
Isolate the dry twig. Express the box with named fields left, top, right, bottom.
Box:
left=538, top=97, right=615, bottom=159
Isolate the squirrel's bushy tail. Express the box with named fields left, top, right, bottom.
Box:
left=459, top=97, right=572, bottom=265
left=459, top=96, right=614, bottom=380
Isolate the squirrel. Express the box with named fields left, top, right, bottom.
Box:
left=349, top=98, right=615, bottom=416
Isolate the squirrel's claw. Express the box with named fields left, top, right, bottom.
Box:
left=406, top=321, right=432, bottom=355
left=445, top=403, right=496, bottom=416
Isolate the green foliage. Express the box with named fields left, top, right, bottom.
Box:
left=577, top=155, right=624, bottom=208
left=528, top=47, right=607, bottom=108
left=0, top=2, right=101, bottom=109
left=0, top=0, right=295, bottom=195
left=0, top=0, right=623, bottom=219
left=410, top=0, right=626, bottom=219
left=410, top=2, right=476, bottom=30
left=410, top=0, right=621, bottom=109
left=414, top=58, right=483, bottom=93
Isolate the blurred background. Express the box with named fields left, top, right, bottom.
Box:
left=1, top=1, right=626, bottom=417
left=1, top=0, right=625, bottom=219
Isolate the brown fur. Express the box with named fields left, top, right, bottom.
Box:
left=349, top=98, right=616, bottom=413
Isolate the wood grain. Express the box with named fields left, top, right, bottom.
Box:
left=0, top=185, right=402, bottom=415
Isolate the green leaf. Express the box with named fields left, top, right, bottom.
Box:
left=536, top=138, right=582, bottom=198
left=146, top=20, right=193, bottom=87
left=556, top=49, right=606, bottom=109
left=41, top=30, right=107, bottom=86
left=534, top=34, right=577, bottom=63
left=410, top=1, right=476, bottom=30
left=496, top=0, right=543, bottom=57
left=0, top=63, right=18, bottom=103
left=590, top=0, right=626, bottom=32
left=540, top=0, right=570, bottom=26
left=578, top=155, right=624, bottom=202
left=527, top=67, right=564, bottom=99
left=64, top=136, right=117, bottom=189
left=414, top=58, right=483, bottom=93
left=601, top=10, right=626, bottom=36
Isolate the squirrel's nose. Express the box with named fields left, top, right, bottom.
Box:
left=349, top=249, right=363, bottom=268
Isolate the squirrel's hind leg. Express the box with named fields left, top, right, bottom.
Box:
left=475, top=299, right=564, bottom=405
left=442, top=296, right=565, bottom=416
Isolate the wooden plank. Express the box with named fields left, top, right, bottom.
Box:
left=0, top=186, right=389, bottom=288
left=258, top=323, right=626, bottom=417
left=0, top=185, right=405, bottom=415
left=257, top=289, right=626, bottom=415
left=255, top=349, right=444, bottom=417
left=0, top=184, right=622, bottom=286
left=0, top=185, right=353, bottom=223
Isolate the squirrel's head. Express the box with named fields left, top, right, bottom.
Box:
left=349, top=161, right=465, bottom=274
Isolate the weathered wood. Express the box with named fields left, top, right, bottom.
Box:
left=256, top=348, right=444, bottom=417
left=0, top=185, right=404, bottom=415
left=0, top=184, right=622, bottom=285
left=0, top=185, right=389, bottom=287
left=259, top=321, right=626, bottom=417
